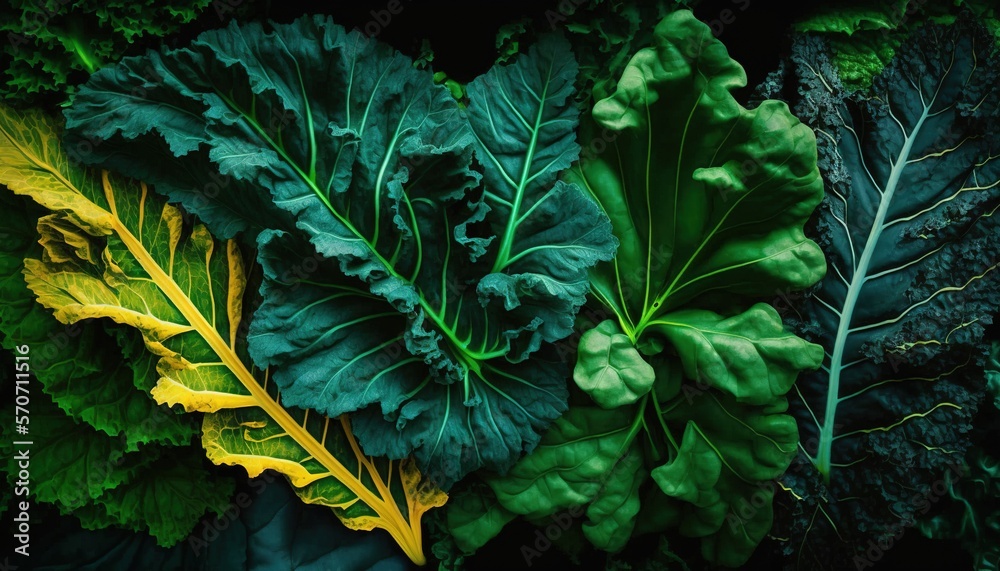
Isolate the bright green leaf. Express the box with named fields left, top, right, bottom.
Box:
left=647, top=304, right=824, bottom=405
left=575, top=319, right=655, bottom=409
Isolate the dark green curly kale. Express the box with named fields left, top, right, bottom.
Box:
left=756, top=15, right=1000, bottom=570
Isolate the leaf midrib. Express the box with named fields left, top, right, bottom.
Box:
left=490, top=58, right=555, bottom=272
left=97, top=172, right=426, bottom=562
left=813, top=82, right=939, bottom=482
left=213, top=87, right=501, bottom=370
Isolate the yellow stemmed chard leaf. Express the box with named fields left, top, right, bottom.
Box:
left=0, top=104, right=447, bottom=565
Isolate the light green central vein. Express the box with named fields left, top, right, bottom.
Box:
left=815, top=85, right=939, bottom=483
left=492, top=61, right=554, bottom=272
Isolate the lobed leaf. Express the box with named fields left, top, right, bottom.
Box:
left=478, top=10, right=826, bottom=566
left=758, top=16, right=1000, bottom=568
left=64, top=15, right=617, bottom=486
left=0, top=189, right=196, bottom=451
left=565, top=10, right=823, bottom=565
left=0, top=104, right=446, bottom=565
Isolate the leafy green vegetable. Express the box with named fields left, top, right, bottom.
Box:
left=2, top=391, right=155, bottom=515
left=500, top=0, right=684, bottom=107
left=486, top=403, right=646, bottom=538
left=23, top=475, right=417, bottom=571
left=0, top=186, right=233, bottom=545
left=792, top=0, right=908, bottom=91
left=0, top=0, right=212, bottom=104
left=918, top=347, right=1000, bottom=571
left=0, top=103, right=446, bottom=564
left=790, top=0, right=1000, bottom=91
left=795, top=0, right=910, bottom=33
left=0, top=189, right=195, bottom=451
left=90, top=452, right=235, bottom=546
left=0, top=382, right=234, bottom=546
left=575, top=320, right=655, bottom=409
left=467, top=10, right=826, bottom=567
left=443, top=481, right=516, bottom=554
left=917, top=449, right=1000, bottom=571
left=757, top=15, right=1000, bottom=569
left=63, top=15, right=617, bottom=487
left=495, top=18, right=530, bottom=64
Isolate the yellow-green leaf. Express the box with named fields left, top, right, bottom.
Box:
left=0, top=104, right=446, bottom=565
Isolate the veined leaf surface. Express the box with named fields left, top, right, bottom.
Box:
left=757, top=17, right=1000, bottom=567
left=565, top=11, right=825, bottom=564
left=0, top=104, right=446, bottom=565
left=476, top=11, right=827, bottom=567
left=63, top=16, right=617, bottom=486
left=0, top=189, right=196, bottom=451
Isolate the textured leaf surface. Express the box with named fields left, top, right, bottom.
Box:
left=90, top=452, right=234, bottom=546
left=757, top=17, right=1000, bottom=569
left=786, top=0, right=1000, bottom=91
left=0, top=0, right=212, bottom=104
left=467, top=10, right=825, bottom=564
left=486, top=403, right=649, bottom=552
left=918, top=448, right=1000, bottom=571
left=794, top=0, right=908, bottom=33
left=575, top=319, right=655, bottom=409
left=64, top=15, right=616, bottom=486
left=0, top=384, right=232, bottom=546
left=0, top=189, right=195, bottom=451
left=550, top=10, right=825, bottom=565
left=528, top=0, right=682, bottom=106
left=0, top=104, right=445, bottom=564
left=1, top=393, right=154, bottom=510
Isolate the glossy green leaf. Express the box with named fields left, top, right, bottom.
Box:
left=559, top=9, right=823, bottom=565
left=575, top=319, right=656, bottom=408
left=647, top=304, right=823, bottom=405
left=485, top=403, right=648, bottom=552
